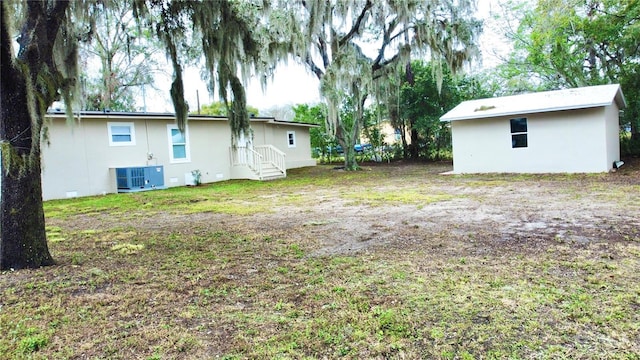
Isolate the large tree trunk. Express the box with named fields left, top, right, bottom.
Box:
left=336, top=125, right=359, bottom=171
left=399, top=121, right=409, bottom=159
left=341, top=141, right=358, bottom=170
left=0, top=151, right=53, bottom=270
left=0, top=51, right=54, bottom=270
left=335, top=95, right=365, bottom=171
left=409, top=123, right=420, bottom=159
left=0, top=1, right=67, bottom=270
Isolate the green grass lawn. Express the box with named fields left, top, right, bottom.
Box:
left=1, top=162, right=639, bottom=359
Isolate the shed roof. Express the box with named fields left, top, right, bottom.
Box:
left=440, top=84, right=626, bottom=122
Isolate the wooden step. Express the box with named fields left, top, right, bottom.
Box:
left=260, top=164, right=285, bottom=180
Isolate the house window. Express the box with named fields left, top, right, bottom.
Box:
left=167, top=124, right=190, bottom=163
left=510, top=117, right=528, bottom=148
left=287, top=131, right=296, bottom=148
left=108, top=122, right=135, bottom=146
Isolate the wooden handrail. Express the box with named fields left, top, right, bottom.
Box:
left=231, top=145, right=286, bottom=179
left=255, top=145, right=286, bottom=176
left=230, top=146, right=263, bottom=175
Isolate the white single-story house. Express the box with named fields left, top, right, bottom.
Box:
left=40, top=111, right=317, bottom=200
left=440, top=84, right=626, bottom=174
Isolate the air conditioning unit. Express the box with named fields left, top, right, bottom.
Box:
left=116, top=166, right=165, bottom=193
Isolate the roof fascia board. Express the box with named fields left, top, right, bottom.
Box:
left=272, top=119, right=320, bottom=128
left=441, top=103, right=611, bottom=122
left=45, top=112, right=316, bottom=127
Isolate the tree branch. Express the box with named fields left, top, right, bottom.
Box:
left=46, top=1, right=70, bottom=47
left=305, top=52, right=324, bottom=80
left=338, top=0, right=373, bottom=47
left=372, top=16, right=403, bottom=71
left=380, top=16, right=398, bottom=49
left=318, top=36, right=330, bottom=69
left=372, top=46, right=404, bottom=74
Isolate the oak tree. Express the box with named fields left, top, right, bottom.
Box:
left=297, top=0, right=482, bottom=169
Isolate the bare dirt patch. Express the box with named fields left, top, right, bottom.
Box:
left=54, top=159, right=640, bottom=261
left=133, top=160, right=640, bottom=257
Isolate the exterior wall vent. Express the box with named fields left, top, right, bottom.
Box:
left=116, top=166, right=166, bottom=193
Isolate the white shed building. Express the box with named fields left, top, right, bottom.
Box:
left=440, top=84, right=626, bottom=173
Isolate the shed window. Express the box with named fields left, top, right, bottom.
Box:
left=510, top=117, right=528, bottom=148
left=287, top=131, right=296, bottom=148
left=108, top=122, right=136, bottom=146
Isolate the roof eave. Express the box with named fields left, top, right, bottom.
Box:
left=440, top=102, right=614, bottom=122
left=45, top=111, right=319, bottom=127
left=614, top=87, right=627, bottom=109
left=272, top=119, right=320, bottom=128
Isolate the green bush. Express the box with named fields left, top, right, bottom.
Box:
left=620, top=132, right=640, bottom=157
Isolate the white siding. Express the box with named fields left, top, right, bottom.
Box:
left=156, top=120, right=234, bottom=187
left=604, top=103, right=621, bottom=169
left=451, top=108, right=610, bottom=173
left=253, top=122, right=316, bottom=169
left=42, top=118, right=119, bottom=200
left=41, top=117, right=236, bottom=200
left=40, top=115, right=316, bottom=200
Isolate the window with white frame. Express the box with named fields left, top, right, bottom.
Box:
left=287, top=131, right=296, bottom=148
left=510, top=117, right=528, bottom=148
left=167, top=124, right=190, bottom=163
left=107, top=122, right=136, bottom=146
